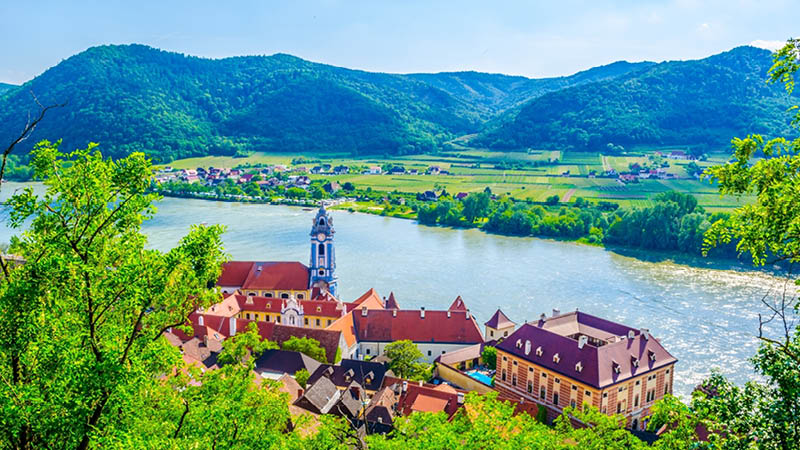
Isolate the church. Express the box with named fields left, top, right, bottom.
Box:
left=217, top=205, right=346, bottom=328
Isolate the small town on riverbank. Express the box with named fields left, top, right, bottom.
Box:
left=167, top=204, right=678, bottom=442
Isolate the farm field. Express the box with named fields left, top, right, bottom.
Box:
left=164, top=149, right=750, bottom=211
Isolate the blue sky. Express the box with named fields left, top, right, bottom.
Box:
left=0, top=0, right=796, bottom=84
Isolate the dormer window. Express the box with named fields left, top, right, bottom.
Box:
left=575, top=361, right=583, bottom=373
left=553, top=353, right=560, bottom=364
left=266, top=302, right=271, bottom=308
left=612, top=361, right=621, bottom=374
left=631, top=356, right=640, bottom=368
left=536, top=346, right=543, bottom=357
left=316, top=306, right=322, bottom=313
left=648, top=350, right=657, bottom=362
left=515, top=339, right=522, bottom=349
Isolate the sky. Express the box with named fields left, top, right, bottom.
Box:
left=0, top=0, right=797, bottom=84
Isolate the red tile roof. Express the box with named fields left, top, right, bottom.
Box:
left=448, top=296, right=468, bottom=312
left=353, top=309, right=483, bottom=344
left=234, top=294, right=283, bottom=313
left=233, top=295, right=344, bottom=318
left=170, top=313, right=344, bottom=364
left=218, top=261, right=310, bottom=291
left=301, top=299, right=345, bottom=318
left=385, top=292, right=400, bottom=310
left=396, top=382, right=462, bottom=417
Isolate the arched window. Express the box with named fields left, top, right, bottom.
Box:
left=318, top=269, right=325, bottom=276
left=281, top=293, right=289, bottom=299
left=318, top=218, right=326, bottom=226
left=318, top=243, right=325, bottom=255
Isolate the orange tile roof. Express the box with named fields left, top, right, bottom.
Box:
left=218, top=261, right=310, bottom=291
left=326, top=312, right=357, bottom=348
left=411, top=394, right=450, bottom=413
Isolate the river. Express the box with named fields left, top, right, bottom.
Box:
left=0, top=182, right=786, bottom=399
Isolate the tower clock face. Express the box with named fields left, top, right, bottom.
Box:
left=317, top=233, right=326, bottom=241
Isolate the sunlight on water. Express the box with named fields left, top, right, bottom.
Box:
left=0, top=183, right=792, bottom=399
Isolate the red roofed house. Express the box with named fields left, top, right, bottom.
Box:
left=351, top=298, right=484, bottom=363
left=394, top=380, right=464, bottom=418
left=494, top=310, right=677, bottom=430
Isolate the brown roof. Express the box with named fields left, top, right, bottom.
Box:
left=436, top=342, right=483, bottom=366
left=497, top=311, right=677, bottom=389
left=396, top=382, right=462, bottom=418
left=353, top=309, right=484, bottom=344
left=345, top=288, right=386, bottom=313
left=485, top=309, right=515, bottom=329
left=207, top=293, right=241, bottom=318
left=385, top=292, right=400, bottom=310
left=218, top=261, right=310, bottom=291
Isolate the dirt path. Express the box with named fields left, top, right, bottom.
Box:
left=562, top=188, right=577, bottom=202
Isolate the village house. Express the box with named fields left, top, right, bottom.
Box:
left=493, top=310, right=677, bottom=430
left=333, top=165, right=350, bottom=175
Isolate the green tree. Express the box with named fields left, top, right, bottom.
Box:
left=0, top=142, right=229, bottom=449
left=295, top=368, right=311, bottom=388
left=281, top=336, right=329, bottom=363
left=462, top=192, right=491, bottom=223
left=481, top=346, right=497, bottom=370
left=695, top=38, right=800, bottom=450
left=545, top=195, right=560, bottom=205
left=383, top=340, right=431, bottom=381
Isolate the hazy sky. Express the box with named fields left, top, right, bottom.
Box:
left=0, top=0, right=796, bottom=84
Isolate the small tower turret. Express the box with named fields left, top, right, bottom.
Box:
left=309, top=204, right=337, bottom=297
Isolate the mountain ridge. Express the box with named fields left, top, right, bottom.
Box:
left=0, top=44, right=792, bottom=162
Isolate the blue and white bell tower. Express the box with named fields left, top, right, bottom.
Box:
left=309, top=204, right=337, bottom=297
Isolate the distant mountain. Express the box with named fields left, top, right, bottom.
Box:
left=0, top=44, right=793, bottom=163
left=0, top=82, right=17, bottom=96
left=476, top=46, right=797, bottom=151
left=0, top=45, right=647, bottom=162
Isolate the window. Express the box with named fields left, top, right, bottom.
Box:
left=664, top=383, right=670, bottom=395
left=318, top=218, right=325, bottom=226
left=318, top=243, right=325, bottom=255
left=297, top=294, right=304, bottom=300
left=585, top=391, right=591, bottom=397
left=554, top=378, right=560, bottom=384
left=541, top=373, right=547, bottom=379
left=281, top=293, right=289, bottom=299
left=512, top=374, right=517, bottom=386
left=246, top=313, right=251, bottom=319
left=248, top=292, right=256, bottom=297
left=635, top=380, right=640, bottom=386
left=513, top=361, right=518, bottom=366
left=617, top=402, right=623, bottom=413
left=528, top=367, right=533, bottom=372
left=634, top=394, right=640, bottom=408
left=366, top=349, right=371, bottom=355
left=570, top=400, right=576, bottom=408
left=646, top=390, right=655, bottom=403
left=265, top=292, right=273, bottom=298
left=327, top=320, right=332, bottom=326
left=540, top=387, right=546, bottom=400
left=490, top=330, right=494, bottom=337
left=502, top=356, right=507, bottom=362
left=527, top=381, right=533, bottom=394
left=318, top=269, right=325, bottom=276
left=304, top=318, right=309, bottom=325
left=315, top=319, right=320, bottom=326
left=571, top=385, right=577, bottom=391
left=502, top=370, right=507, bottom=382
left=553, top=392, right=559, bottom=405
left=428, top=350, right=432, bottom=356
left=504, top=331, right=508, bottom=337
left=442, top=350, right=446, bottom=354
left=276, top=316, right=281, bottom=323
left=603, top=392, right=608, bottom=398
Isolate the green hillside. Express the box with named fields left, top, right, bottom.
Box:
left=476, top=46, right=798, bottom=151
left=0, top=45, right=649, bottom=163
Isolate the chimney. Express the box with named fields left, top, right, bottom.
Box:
left=392, top=310, right=397, bottom=318
left=447, top=311, right=451, bottom=318
left=198, top=315, right=204, bottom=326
left=297, top=388, right=304, bottom=398
left=552, top=308, right=561, bottom=317
left=362, top=306, right=368, bottom=317
left=418, top=380, right=423, bottom=387
left=457, top=392, right=465, bottom=404
left=466, top=309, right=470, bottom=320
left=229, top=317, right=237, bottom=336
left=420, top=307, right=425, bottom=319
left=402, top=380, right=408, bottom=392
left=641, top=328, right=650, bottom=340
left=578, top=335, right=588, bottom=349
left=377, top=416, right=383, bottom=424
left=203, top=335, right=209, bottom=347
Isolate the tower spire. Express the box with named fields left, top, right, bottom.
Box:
left=309, top=205, right=337, bottom=297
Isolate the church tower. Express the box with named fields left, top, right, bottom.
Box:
left=309, top=204, right=337, bottom=297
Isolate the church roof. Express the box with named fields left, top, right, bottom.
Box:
left=485, top=309, right=515, bottom=329
left=218, top=261, right=310, bottom=291
left=448, top=296, right=468, bottom=312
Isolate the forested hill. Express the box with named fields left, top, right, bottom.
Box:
left=0, top=82, right=16, bottom=96
left=0, top=44, right=793, bottom=163
left=0, top=45, right=649, bottom=162
left=476, top=46, right=798, bottom=151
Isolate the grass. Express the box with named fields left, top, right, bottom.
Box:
left=164, top=149, right=753, bottom=210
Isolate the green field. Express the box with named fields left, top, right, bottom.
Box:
left=164, top=149, right=750, bottom=211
